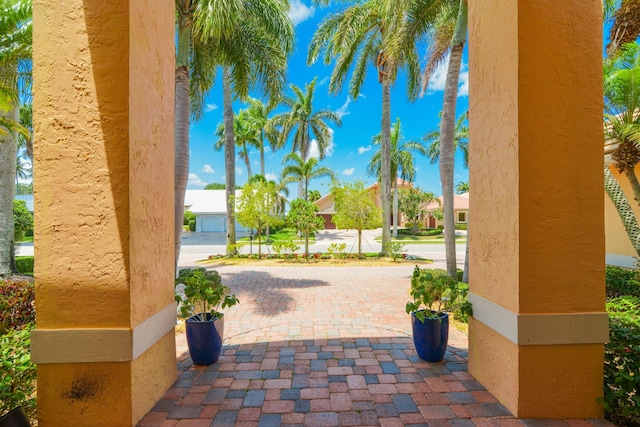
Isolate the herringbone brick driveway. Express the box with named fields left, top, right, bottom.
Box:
left=138, top=265, right=612, bottom=427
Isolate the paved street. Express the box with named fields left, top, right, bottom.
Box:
left=178, top=229, right=467, bottom=269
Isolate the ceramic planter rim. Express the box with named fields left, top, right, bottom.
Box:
left=410, top=309, right=449, bottom=322
left=186, top=312, right=224, bottom=323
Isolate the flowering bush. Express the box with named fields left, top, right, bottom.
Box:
left=603, top=296, right=640, bottom=425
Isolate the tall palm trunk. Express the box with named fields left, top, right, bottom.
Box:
left=174, top=11, right=191, bottom=272
left=260, top=132, right=265, bottom=176
left=0, top=107, right=18, bottom=276
left=223, top=68, right=237, bottom=256
left=393, top=178, right=398, bottom=237
left=380, top=81, right=392, bottom=255
left=624, top=167, right=640, bottom=204
left=605, top=164, right=640, bottom=256
left=440, top=0, right=467, bottom=279
left=241, top=144, right=252, bottom=178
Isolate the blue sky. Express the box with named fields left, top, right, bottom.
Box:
left=186, top=0, right=470, bottom=197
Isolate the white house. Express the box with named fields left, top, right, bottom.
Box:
left=184, top=190, right=247, bottom=233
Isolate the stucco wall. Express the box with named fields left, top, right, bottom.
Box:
left=34, top=0, right=131, bottom=328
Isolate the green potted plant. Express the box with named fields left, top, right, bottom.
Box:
left=175, top=268, right=239, bottom=365
left=405, top=267, right=472, bottom=362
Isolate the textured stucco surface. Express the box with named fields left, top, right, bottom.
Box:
left=469, top=0, right=520, bottom=313
left=36, top=363, right=132, bottom=427
left=131, top=331, right=177, bottom=424
left=470, top=0, right=604, bottom=315
left=468, top=0, right=605, bottom=418
left=518, top=344, right=604, bottom=418
left=468, top=319, right=519, bottom=415
left=128, top=0, right=175, bottom=327
left=517, top=0, right=604, bottom=314
left=34, top=0, right=131, bottom=328
left=33, top=0, right=176, bottom=425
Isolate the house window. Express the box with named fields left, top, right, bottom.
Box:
left=457, top=211, right=467, bottom=223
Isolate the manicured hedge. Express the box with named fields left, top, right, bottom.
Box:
left=605, top=266, right=640, bottom=297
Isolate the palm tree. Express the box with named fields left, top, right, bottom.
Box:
left=605, top=42, right=640, bottom=205
left=421, top=0, right=467, bottom=278
left=606, top=0, right=640, bottom=57
left=455, top=181, right=469, bottom=194
left=245, top=97, right=281, bottom=176
left=15, top=156, right=29, bottom=185
left=214, top=109, right=258, bottom=179
left=194, top=0, right=294, bottom=255
left=423, top=112, right=469, bottom=167
left=367, top=118, right=428, bottom=238
left=280, top=152, right=336, bottom=202
left=0, top=0, right=31, bottom=277
left=307, top=0, right=439, bottom=254
left=271, top=78, right=341, bottom=198
left=174, top=0, right=293, bottom=260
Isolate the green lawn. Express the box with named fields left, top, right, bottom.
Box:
left=375, top=234, right=466, bottom=244
left=17, top=236, right=33, bottom=243
left=236, top=228, right=316, bottom=245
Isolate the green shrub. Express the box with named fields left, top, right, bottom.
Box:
left=0, top=280, right=35, bottom=335
left=326, top=243, right=347, bottom=259
left=605, top=266, right=640, bottom=297
left=0, top=325, right=36, bottom=420
left=385, top=242, right=406, bottom=262
left=188, top=219, right=196, bottom=232
left=15, top=256, right=33, bottom=275
left=455, top=224, right=467, bottom=230
left=271, top=240, right=299, bottom=256
left=602, top=296, right=640, bottom=425
left=183, top=210, right=196, bottom=226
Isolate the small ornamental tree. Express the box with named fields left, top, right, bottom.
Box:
left=331, top=180, right=382, bottom=256
left=399, top=188, right=436, bottom=231
left=236, top=180, right=278, bottom=256
left=287, top=198, right=324, bottom=257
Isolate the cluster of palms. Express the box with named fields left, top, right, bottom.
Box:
left=1, top=0, right=638, bottom=278
left=175, top=0, right=472, bottom=277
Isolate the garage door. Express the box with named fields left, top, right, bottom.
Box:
left=201, top=216, right=225, bottom=232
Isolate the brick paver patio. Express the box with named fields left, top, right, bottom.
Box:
left=138, top=265, right=613, bottom=427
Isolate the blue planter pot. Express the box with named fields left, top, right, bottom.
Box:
left=0, top=407, right=30, bottom=427
left=411, top=310, right=449, bottom=362
left=185, top=313, right=225, bottom=365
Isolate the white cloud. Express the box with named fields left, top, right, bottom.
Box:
left=342, top=168, right=355, bottom=176
left=358, top=145, right=372, bottom=155
left=288, top=0, right=315, bottom=26
left=336, top=96, right=352, bottom=119
left=265, top=172, right=277, bottom=181
left=205, top=103, right=218, bottom=112
left=188, top=173, right=207, bottom=188
left=308, top=128, right=335, bottom=159
left=235, top=167, right=243, bottom=175
left=427, top=56, right=469, bottom=98
left=457, top=71, right=469, bottom=97
left=202, top=164, right=214, bottom=174
left=318, top=76, right=329, bottom=86
left=358, top=93, right=366, bottom=99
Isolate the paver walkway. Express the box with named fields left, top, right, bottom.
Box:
left=138, top=265, right=613, bottom=427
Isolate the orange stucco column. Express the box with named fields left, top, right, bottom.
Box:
left=31, top=1, right=176, bottom=426
left=468, top=1, right=607, bottom=419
